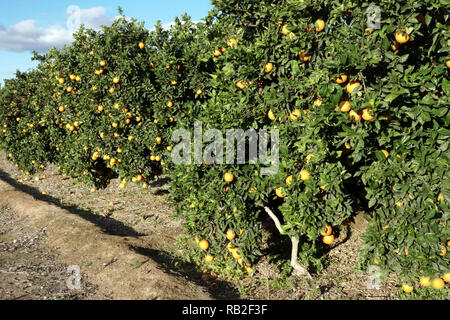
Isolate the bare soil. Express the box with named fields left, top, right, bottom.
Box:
left=0, top=151, right=399, bottom=300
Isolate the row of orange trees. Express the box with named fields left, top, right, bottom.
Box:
left=0, top=1, right=448, bottom=293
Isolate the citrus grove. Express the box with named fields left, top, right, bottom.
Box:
left=0, top=1, right=448, bottom=296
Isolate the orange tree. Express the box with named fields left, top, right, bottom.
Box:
left=0, top=1, right=448, bottom=292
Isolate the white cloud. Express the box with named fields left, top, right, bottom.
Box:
left=0, top=6, right=117, bottom=53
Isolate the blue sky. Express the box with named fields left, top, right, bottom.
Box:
left=0, top=0, right=213, bottom=85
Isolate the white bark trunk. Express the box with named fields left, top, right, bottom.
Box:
left=264, top=207, right=312, bottom=278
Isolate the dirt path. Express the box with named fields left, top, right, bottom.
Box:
left=0, top=176, right=213, bottom=300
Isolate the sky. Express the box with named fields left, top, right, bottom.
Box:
left=0, top=0, right=213, bottom=85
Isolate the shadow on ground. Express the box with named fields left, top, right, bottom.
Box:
left=0, top=168, right=241, bottom=300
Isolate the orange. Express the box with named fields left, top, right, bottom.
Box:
left=299, top=169, right=310, bottom=181
left=264, top=62, right=274, bottom=73
left=196, top=89, right=203, bottom=95
left=339, top=101, right=351, bottom=112
left=139, top=42, right=145, bottom=49
left=113, top=77, right=120, bottom=84
left=392, top=42, right=400, bottom=51
left=168, top=116, right=173, bottom=122
left=349, top=110, right=361, bottom=122
left=109, top=87, right=115, bottom=94
left=305, top=154, right=315, bottom=164
left=431, top=278, right=445, bottom=290
left=100, top=60, right=106, bottom=67
left=401, top=283, right=414, bottom=293
left=58, top=78, right=65, bottom=85
left=69, top=74, right=76, bottom=80
left=381, top=150, right=389, bottom=159
left=205, top=255, right=214, bottom=263
left=313, top=99, right=322, bottom=107
left=320, top=225, right=333, bottom=237
left=395, top=31, right=410, bottom=44
left=213, top=49, right=222, bottom=57
left=446, top=60, right=450, bottom=68
left=166, top=146, right=173, bottom=152
left=268, top=110, right=276, bottom=121
left=171, top=80, right=178, bottom=85
left=275, top=187, right=287, bottom=198
left=315, top=19, right=325, bottom=32
left=227, top=38, right=238, bottom=48
left=281, top=25, right=290, bottom=35
left=155, top=137, right=162, bottom=144
left=97, top=105, right=104, bottom=112
left=75, top=75, right=81, bottom=82
left=322, top=235, right=335, bottom=245
left=334, top=74, right=348, bottom=84
left=419, top=276, right=431, bottom=287
left=443, top=273, right=450, bottom=283
left=224, top=172, right=234, bottom=183
left=199, top=240, right=209, bottom=250
left=58, top=106, right=65, bottom=112
left=299, top=53, right=310, bottom=62
left=362, top=109, right=374, bottom=121
left=285, top=175, right=293, bottom=187
left=439, top=245, right=447, bottom=257
left=226, top=229, right=235, bottom=241
left=346, top=81, right=361, bottom=94
left=167, top=101, right=173, bottom=108
left=289, top=109, right=301, bottom=121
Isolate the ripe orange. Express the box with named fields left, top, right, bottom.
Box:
left=268, top=110, right=276, bottom=121
left=439, top=245, right=447, bottom=257
left=109, top=87, right=115, bottom=94
left=226, top=229, right=235, bottom=241
left=401, top=283, right=414, bottom=293
left=264, top=62, right=274, bottom=73
left=290, top=109, right=301, bottom=121
left=285, top=175, right=293, bottom=187
left=100, top=60, right=106, bottom=67
left=227, top=38, right=238, bottom=48
left=443, top=273, right=450, bottom=283
left=281, top=25, right=290, bottom=35
left=69, top=74, right=76, bottom=80
left=339, top=101, right=351, bottom=112
left=155, top=137, right=162, bottom=144
left=380, top=150, right=389, bottom=159
left=275, top=187, right=287, bottom=198
left=113, top=77, right=120, bottom=84
left=299, top=53, right=310, bottom=62
left=75, top=75, right=81, bottom=82
left=391, top=42, right=400, bottom=51
left=346, top=81, right=361, bottom=94
left=66, top=86, right=73, bottom=93
left=196, top=89, right=203, bottom=95
left=362, top=109, right=374, bottom=121
left=446, top=60, right=450, bottom=68
left=213, top=49, right=222, bottom=57
left=315, top=19, right=325, bottom=32
left=299, top=169, right=310, bottom=181
left=199, top=240, right=209, bottom=250
left=313, top=99, right=322, bottom=107
left=139, top=42, right=145, bottom=49
left=167, top=101, right=173, bottom=108
left=334, top=74, right=348, bottom=84
left=58, top=78, right=65, bottom=85
left=59, top=106, right=65, bottom=112
left=322, top=235, right=335, bottom=245
left=320, top=225, right=333, bottom=237
left=97, top=105, right=104, bottom=112
left=349, top=110, right=361, bottom=122
left=419, top=276, right=431, bottom=287
left=205, top=255, right=214, bottom=263
left=431, top=278, right=445, bottom=290
left=395, top=31, right=410, bottom=44
left=224, top=172, right=234, bottom=183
